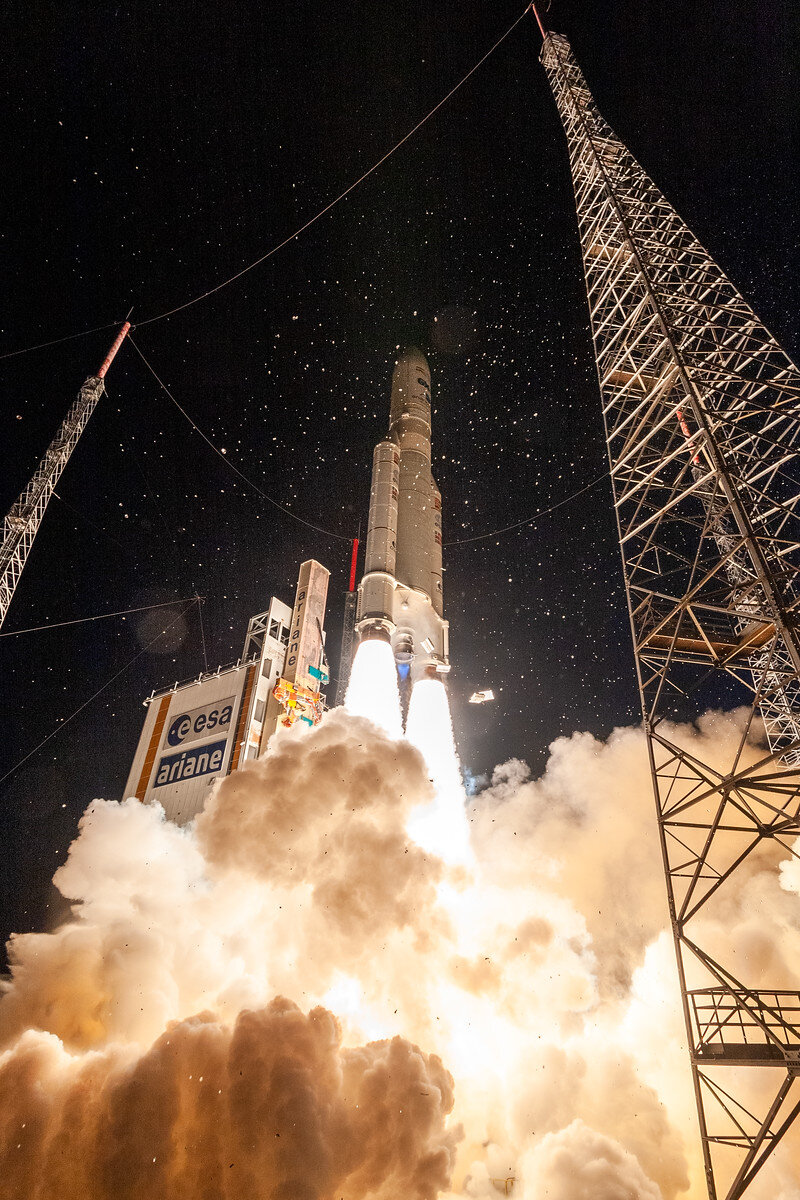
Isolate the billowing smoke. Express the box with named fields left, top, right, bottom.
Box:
left=516, top=1120, right=663, bottom=1200
left=1, top=1003, right=456, bottom=1200
left=1, top=658, right=798, bottom=1197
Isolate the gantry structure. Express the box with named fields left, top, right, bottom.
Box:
left=539, top=26, right=800, bottom=1200
left=335, top=537, right=360, bottom=706
left=0, top=323, right=130, bottom=630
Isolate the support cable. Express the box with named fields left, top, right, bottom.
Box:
left=196, top=593, right=209, bottom=673
left=0, top=604, right=194, bottom=787
left=0, top=596, right=202, bottom=638
left=133, top=329, right=606, bottom=549
left=133, top=6, right=531, bottom=328
left=444, top=470, right=609, bottom=545
left=0, top=7, right=531, bottom=362
left=128, top=334, right=352, bottom=541
left=0, top=320, right=126, bottom=365
left=52, top=490, right=129, bottom=553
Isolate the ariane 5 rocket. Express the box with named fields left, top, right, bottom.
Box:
left=356, top=348, right=450, bottom=682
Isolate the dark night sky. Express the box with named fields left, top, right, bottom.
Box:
left=2, top=0, right=798, bottom=955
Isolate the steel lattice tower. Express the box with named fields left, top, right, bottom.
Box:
left=335, top=537, right=360, bottom=706
left=540, top=28, right=800, bottom=1200
left=0, top=323, right=130, bottom=630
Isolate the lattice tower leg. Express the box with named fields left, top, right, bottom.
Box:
left=541, top=31, right=800, bottom=1199
left=335, top=590, right=358, bottom=706
left=0, top=377, right=105, bottom=629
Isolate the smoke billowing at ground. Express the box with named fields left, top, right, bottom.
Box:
left=2, top=645, right=799, bottom=1198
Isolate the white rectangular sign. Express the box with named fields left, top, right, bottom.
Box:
left=153, top=739, right=227, bottom=788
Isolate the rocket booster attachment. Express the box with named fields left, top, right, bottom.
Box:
left=356, top=348, right=450, bottom=682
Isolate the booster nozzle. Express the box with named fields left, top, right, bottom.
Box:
left=359, top=619, right=392, bottom=645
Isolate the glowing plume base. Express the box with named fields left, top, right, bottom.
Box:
left=344, top=638, right=403, bottom=739
left=405, top=678, right=472, bottom=865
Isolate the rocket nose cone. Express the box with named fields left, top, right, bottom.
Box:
left=390, top=347, right=432, bottom=439
left=394, top=346, right=430, bottom=376
left=391, top=348, right=431, bottom=412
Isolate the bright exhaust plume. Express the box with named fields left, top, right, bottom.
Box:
left=1, top=705, right=798, bottom=1196
left=344, top=638, right=403, bottom=739
left=405, top=678, right=471, bottom=864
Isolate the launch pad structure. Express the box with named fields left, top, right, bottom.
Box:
left=539, top=24, right=800, bottom=1200
left=124, top=559, right=330, bottom=825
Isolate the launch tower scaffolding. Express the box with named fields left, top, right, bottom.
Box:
left=335, top=537, right=360, bottom=706
left=540, top=30, right=800, bottom=1199
left=0, top=323, right=130, bottom=630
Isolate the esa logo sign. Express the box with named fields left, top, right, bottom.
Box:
left=164, top=696, right=235, bottom=749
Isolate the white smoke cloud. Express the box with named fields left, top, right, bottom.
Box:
left=517, top=1119, right=662, bottom=1200
left=0, top=1004, right=457, bottom=1200
left=0, top=694, right=797, bottom=1197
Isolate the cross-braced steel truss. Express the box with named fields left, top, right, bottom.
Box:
left=541, top=31, right=800, bottom=1199
left=0, top=375, right=105, bottom=629
left=0, top=323, right=128, bottom=631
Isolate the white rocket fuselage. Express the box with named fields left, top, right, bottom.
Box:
left=356, top=349, right=450, bottom=682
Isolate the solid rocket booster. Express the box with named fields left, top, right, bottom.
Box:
left=357, top=348, right=450, bottom=681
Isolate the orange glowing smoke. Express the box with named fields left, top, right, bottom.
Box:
left=1, top=646, right=799, bottom=1197
left=0, top=1002, right=456, bottom=1200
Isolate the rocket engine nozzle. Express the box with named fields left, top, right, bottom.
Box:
left=393, top=628, right=414, bottom=663
left=359, top=619, right=392, bottom=645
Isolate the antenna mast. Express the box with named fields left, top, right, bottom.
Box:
left=0, top=322, right=131, bottom=629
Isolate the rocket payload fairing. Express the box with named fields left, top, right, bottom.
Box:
left=356, top=348, right=450, bottom=682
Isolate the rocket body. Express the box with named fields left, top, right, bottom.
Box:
left=356, top=349, right=450, bottom=681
